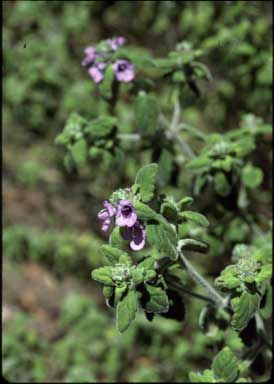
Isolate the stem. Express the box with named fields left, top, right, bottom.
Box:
left=117, top=133, right=141, bottom=142
left=170, top=99, right=181, bottom=131
left=166, top=278, right=216, bottom=305
left=166, top=98, right=196, bottom=160
left=178, top=248, right=228, bottom=309
left=177, top=123, right=207, bottom=141
left=175, top=134, right=196, bottom=159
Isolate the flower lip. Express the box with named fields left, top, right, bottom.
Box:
left=112, top=59, right=135, bottom=83
left=107, top=36, right=126, bottom=51
left=121, top=221, right=146, bottom=251
left=88, top=62, right=107, bottom=83
left=118, top=63, right=127, bottom=71
left=82, top=46, right=97, bottom=67
left=115, top=199, right=137, bottom=227
left=98, top=200, right=116, bottom=232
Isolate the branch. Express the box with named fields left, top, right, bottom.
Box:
left=177, top=247, right=229, bottom=309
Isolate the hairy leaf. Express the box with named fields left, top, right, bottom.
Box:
left=69, top=139, right=87, bottom=167
left=91, top=266, right=114, bottom=286
left=134, top=163, right=158, bottom=203
left=231, top=291, right=260, bottom=332
left=212, top=347, right=239, bottom=382
left=178, top=238, right=208, bottom=253
left=214, top=172, right=232, bottom=196
left=146, top=221, right=178, bottom=260
left=134, top=200, right=158, bottom=221
left=189, top=370, right=216, bottom=382
left=101, top=245, right=129, bottom=265
left=134, top=93, right=160, bottom=135
left=179, top=211, right=209, bottom=227
left=117, top=289, right=137, bottom=333
left=242, top=164, right=263, bottom=189
left=145, top=285, right=169, bottom=313
left=84, top=116, right=117, bottom=138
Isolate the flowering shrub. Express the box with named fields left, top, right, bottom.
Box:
left=54, top=32, right=272, bottom=381
left=4, top=2, right=272, bottom=382
left=81, top=37, right=135, bottom=84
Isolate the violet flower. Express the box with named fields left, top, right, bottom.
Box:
left=98, top=201, right=116, bottom=232
left=88, top=62, right=107, bottom=83
left=112, top=59, right=135, bottom=83
left=82, top=46, right=97, bottom=67
left=107, top=36, right=126, bottom=51
left=115, top=200, right=137, bottom=227
left=121, top=221, right=146, bottom=251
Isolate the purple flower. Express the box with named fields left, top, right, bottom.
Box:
left=121, top=221, right=146, bottom=250
left=112, top=60, right=135, bottom=83
left=88, top=62, right=107, bottom=83
left=107, top=36, right=126, bottom=51
left=82, top=46, right=97, bottom=66
left=98, top=201, right=117, bottom=232
left=115, top=200, right=137, bottom=227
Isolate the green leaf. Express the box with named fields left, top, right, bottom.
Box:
left=215, top=265, right=241, bottom=290
left=69, top=139, right=87, bottom=167
left=55, top=112, right=86, bottom=145
left=189, top=370, right=216, bottom=383
left=186, top=155, right=212, bottom=170
left=231, top=291, right=260, bottom=332
left=137, top=256, right=156, bottom=270
left=178, top=238, right=208, bottom=253
left=101, top=245, right=129, bottom=265
left=212, top=347, right=239, bottom=382
left=103, top=286, right=114, bottom=300
left=226, top=218, right=249, bottom=242
left=177, top=196, right=194, bottom=210
left=99, top=65, right=114, bottom=99
left=91, top=266, right=114, bottom=286
left=117, top=289, right=137, bottom=333
left=134, top=200, right=158, bottom=221
left=179, top=211, right=209, bottom=227
left=146, top=221, right=178, bottom=260
left=134, top=93, right=160, bottom=135
left=242, top=164, right=263, bottom=189
left=114, top=285, right=128, bottom=306
left=134, top=163, right=158, bottom=203
left=157, top=149, right=174, bottom=187
left=214, top=172, right=232, bottom=196
left=160, top=197, right=179, bottom=221
left=84, top=116, right=117, bottom=138
left=255, top=264, right=272, bottom=285
left=194, top=174, right=208, bottom=195
left=131, top=268, right=145, bottom=286
left=145, top=285, right=169, bottom=313
left=109, top=226, right=127, bottom=248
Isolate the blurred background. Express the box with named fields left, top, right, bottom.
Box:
left=2, top=1, right=272, bottom=382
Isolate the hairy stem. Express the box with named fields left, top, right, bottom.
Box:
left=117, top=133, right=141, bottom=141
left=178, top=249, right=228, bottom=309
left=166, top=277, right=216, bottom=305
left=166, top=99, right=196, bottom=160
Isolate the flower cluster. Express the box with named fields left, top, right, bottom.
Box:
left=82, top=37, right=135, bottom=84
left=98, top=199, right=145, bottom=250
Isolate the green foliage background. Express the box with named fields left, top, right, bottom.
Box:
left=3, top=1, right=272, bottom=382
